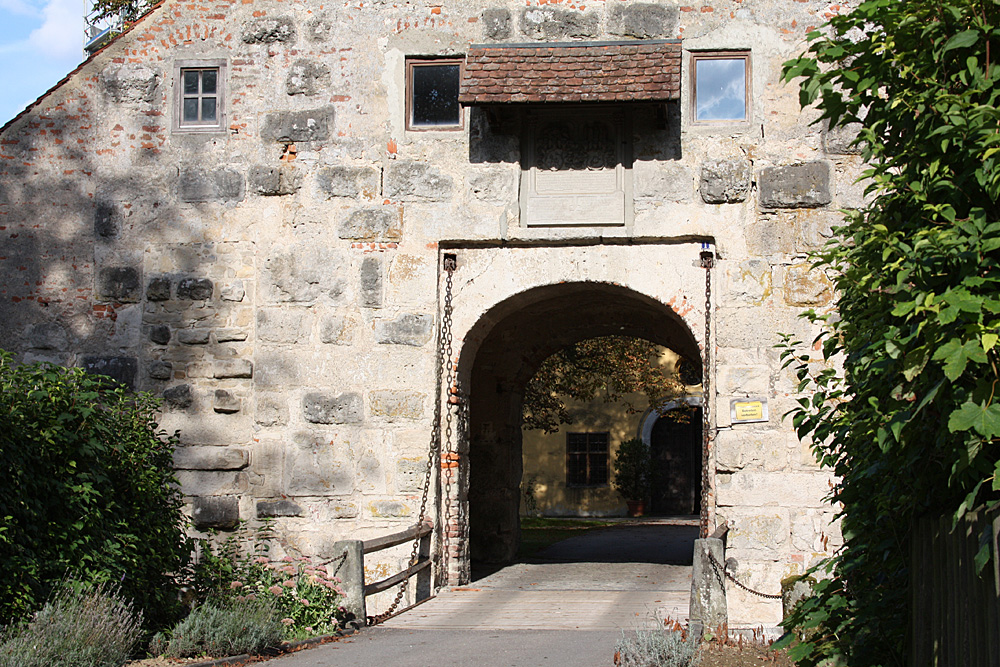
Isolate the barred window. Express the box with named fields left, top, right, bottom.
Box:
left=566, top=432, right=609, bottom=487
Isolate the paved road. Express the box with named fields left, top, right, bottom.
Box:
left=270, top=628, right=624, bottom=667
left=269, top=522, right=697, bottom=667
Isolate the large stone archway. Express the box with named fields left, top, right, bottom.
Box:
left=439, top=243, right=710, bottom=583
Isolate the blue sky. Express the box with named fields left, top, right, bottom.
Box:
left=0, top=0, right=84, bottom=126
left=695, top=58, right=747, bottom=122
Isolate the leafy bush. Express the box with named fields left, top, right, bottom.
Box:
left=0, top=582, right=142, bottom=667
left=615, top=625, right=699, bottom=667
left=192, top=531, right=346, bottom=639
left=778, top=2, right=1000, bottom=665
left=0, top=352, right=192, bottom=631
left=164, top=599, right=283, bottom=658
left=613, top=438, right=652, bottom=501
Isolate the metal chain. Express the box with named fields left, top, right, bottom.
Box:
left=330, top=550, right=349, bottom=579
left=707, top=550, right=783, bottom=600
left=368, top=256, right=456, bottom=625
left=700, top=245, right=714, bottom=538
left=440, top=257, right=458, bottom=583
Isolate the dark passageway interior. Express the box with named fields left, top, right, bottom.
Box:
left=460, top=282, right=701, bottom=567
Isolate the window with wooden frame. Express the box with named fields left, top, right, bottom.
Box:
left=566, top=432, right=610, bottom=487
left=406, top=57, right=464, bottom=131
left=690, top=51, right=750, bottom=123
left=175, top=60, right=226, bottom=132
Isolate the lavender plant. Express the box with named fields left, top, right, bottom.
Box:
left=0, top=582, right=142, bottom=667
left=164, top=598, right=282, bottom=658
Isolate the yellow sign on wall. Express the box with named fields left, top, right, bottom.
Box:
left=730, top=398, right=769, bottom=424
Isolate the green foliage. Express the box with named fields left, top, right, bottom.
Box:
left=0, top=582, right=143, bottom=667
left=192, top=531, right=346, bottom=640
left=612, top=438, right=652, bottom=501
left=523, top=336, right=694, bottom=433
left=163, top=599, right=283, bottom=658
left=90, top=0, right=157, bottom=25
left=0, top=352, right=192, bottom=632
left=614, top=625, right=699, bottom=667
left=778, top=2, right=1000, bottom=665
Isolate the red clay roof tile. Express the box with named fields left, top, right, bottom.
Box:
left=459, top=40, right=681, bottom=105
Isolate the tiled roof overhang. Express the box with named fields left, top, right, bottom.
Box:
left=458, top=40, right=682, bottom=105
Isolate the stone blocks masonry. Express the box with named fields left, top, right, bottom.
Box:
left=0, top=0, right=863, bottom=626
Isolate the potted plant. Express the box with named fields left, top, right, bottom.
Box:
left=612, top=437, right=652, bottom=517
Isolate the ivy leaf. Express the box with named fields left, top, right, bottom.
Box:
left=932, top=339, right=987, bottom=380
left=942, top=30, right=980, bottom=53
left=974, top=539, right=991, bottom=575
left=902, top=349, right=928, bottom=381
left=947, top=401, right=1000, bottom=437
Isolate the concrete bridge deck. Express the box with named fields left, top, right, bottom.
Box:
left=270, top=522, right=697, bottom=667
left=382, top=522, right=697, bottom=631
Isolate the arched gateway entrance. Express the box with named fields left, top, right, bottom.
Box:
left=440, top=243, right=710, bottom=584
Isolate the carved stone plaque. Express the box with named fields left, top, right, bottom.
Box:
left=521, top=108, right=632, bottom=227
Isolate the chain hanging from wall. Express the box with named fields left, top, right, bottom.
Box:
left=439, top=254, right=460, bottom=582
left=699, top=243, right=714, bottom=539
left=707, top=550, right=783, bottom=600
left=367, top=255, right=458, bottom=625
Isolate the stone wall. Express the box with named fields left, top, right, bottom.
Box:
left=0, top=0, right=862, bottom=625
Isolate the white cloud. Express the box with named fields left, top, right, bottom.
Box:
left=29, top=0, right=83, bottom=61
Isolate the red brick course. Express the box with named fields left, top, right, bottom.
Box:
left=459, top=41, right=682, bottom=104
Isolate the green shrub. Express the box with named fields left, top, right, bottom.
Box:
left=165, top=600, right=283, bottom=658
left=615, top=626, right=699, bottom=667
left=0, top=351, right=192, bottom=631
left=0, top=582, right=142, bottom=667
left=193, top=531, right=347, bottom=639
left=613, top=438, right=652, bottom=501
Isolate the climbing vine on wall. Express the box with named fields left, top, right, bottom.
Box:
left=777, top=1, right=1000, bottom=665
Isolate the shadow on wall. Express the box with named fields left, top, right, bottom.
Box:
left=468, top=103, right=682, bottom=166
left=0, top=72, right=246, bottom=418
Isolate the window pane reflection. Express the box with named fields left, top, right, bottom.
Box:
left=183, top=71, right=199, bottom=95
left=411, top=63, right=460, bottom=127
left=695, top=58, right=747, bottom=121
left=183, top=98, right=199, bottom=122
left=202, top=70, right=217, bottom=95
left=201, top=98, right=217, bottom=122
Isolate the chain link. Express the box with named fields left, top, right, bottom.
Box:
left=707, top=550, right=783, bottom=600
left=329, top=550, right=349, bottom=579
left=440, top=258, right=458, bottom=583
left=700, top=246, right=713, bottom=538
left=367, top=256, right=456, bottom=625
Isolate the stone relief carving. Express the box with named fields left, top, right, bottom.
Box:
left=534, top=120, right=618, bottom=171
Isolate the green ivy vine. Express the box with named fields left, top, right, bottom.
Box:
left=776, top=1, right=1000, bottom=665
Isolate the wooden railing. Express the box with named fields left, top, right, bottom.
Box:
left=333, top=520, right=433, bottom=626
left=362, top=521, right=433, bottom=598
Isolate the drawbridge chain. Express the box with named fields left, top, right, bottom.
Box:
left=368, top=254, right=457, bottom=625
left=700, top=244, right=714, bottom=538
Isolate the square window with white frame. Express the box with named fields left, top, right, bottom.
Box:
left=175, top=60, right=226, bottom=132
left=566, top=432, right=610, bottom=487
left=406, top=57, right=463, bottom=131
left=691, top=51, right=750, bottom=123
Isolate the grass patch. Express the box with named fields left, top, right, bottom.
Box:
left=518, top=517, right=617, bottom=560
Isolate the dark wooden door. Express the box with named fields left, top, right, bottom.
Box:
left=649, top=407, right=702, bottom=516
